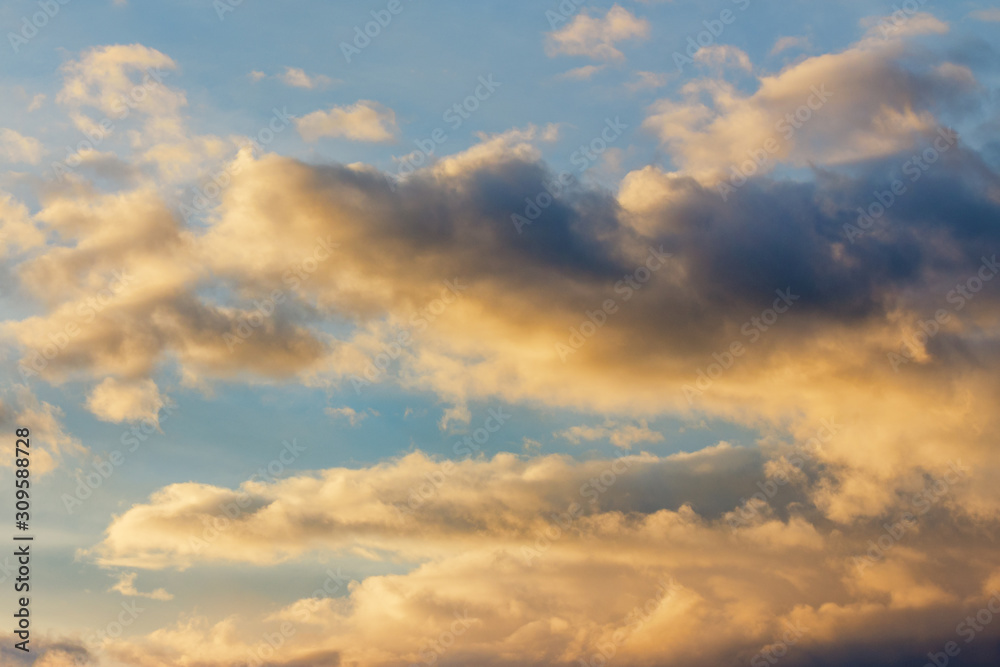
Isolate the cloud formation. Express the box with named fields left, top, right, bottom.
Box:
left=546, top=5, right=649, bottom=62
left=296, top=101, right=398, bottom=142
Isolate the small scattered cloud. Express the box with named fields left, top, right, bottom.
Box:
left=296, top=101, right=398, bottom=142
left=557, top=65, right=606, bottom=80
left=325, top=406, right=373, bottom=427
left=546, top=5, right=649, bottom=63
left=770, top=35, right=811, bottom=55
left=0, top=386, right=85, bottom=475
left=0, top=129, right=44, bottom=164
left=694, top=44, right=752, bottom=71
left=557, top=420, right=664, bottom=449
left=86, top=378, right=164, bottom=426
left=110, top=572, right=174, bottom=601
left=26, top=94, right=45, bottom=111
left=279, top=67, right=335, bottom=89
left=439, top=404, right=472, bottom=431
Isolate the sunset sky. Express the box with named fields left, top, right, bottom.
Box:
left=2, top=1, right=1000, bottom=666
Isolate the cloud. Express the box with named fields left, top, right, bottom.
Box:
left=85, top=447, right=1000, bottom=667
left=0, top=637, right=94, bottom=666
left=86, top=377, right=165, bottom=425
left=0, top=192, right=45, bottom=255
left=693, top=44, right=752, bottom=71
left=0, top=386, right=85, bottom=475
left=0, top=129, right=44, bottom=164
left=643, top=15, right=963, bottom=183
left=6, top=25, right=1000, bottom=667
left=770, top=35, right=811, bottom=55
left=110, top=571, right=174, bottom=600
left=556, top=420, right=664, bottom=449
left=279, top=67, right=334, bottom=89
left=556, top=64, right=606, bottom=80
left=546, top=5, right=650, bottom=62
left=296, top=101, right=398, bottom=142
left=4, top=26, right=1000, bottom=534
left=56, top=43, right=183, bottom=123
left=325, top=405, right=370, bottom=426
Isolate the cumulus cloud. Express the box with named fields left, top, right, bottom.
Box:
left=0, top=386, right=85, bottom=475
left=278, top=67, right=334, bottom=89
left=643, top=16, right=964, bottom=184
left=556, top=64, right=606, bottom=80
left=325, top=405, right=371, bottom=426
left=56, top=43, right=184, bottom=125
left=110, top=571, right=174, bottom=600
left=85, top=447, right=1000, bottom=667
left=770, top=35, right=811, bottom=55
left=6, top=42, right=1000, bottom=520
left=546, top=5, right=650, bottom=62
left=0, top=129, right=44, bottom=164
left=693, top=44, right=752, bottom=71
left=0, top=192, right=45, bottom=255
left=295, top=101, right=398, bottom=142
left=556, top=420, right=664, bottom=449
left=86, top=377, right=164, bottom=425
left=0, top=637, right=94, bottom=666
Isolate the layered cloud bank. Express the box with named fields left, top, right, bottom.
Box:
left=76, top=448, right=1000, bottom=667
left=2, top=10, right=1000, bottom=667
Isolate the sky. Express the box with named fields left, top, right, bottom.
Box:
left=1, top=0, right=1000, bottom=666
